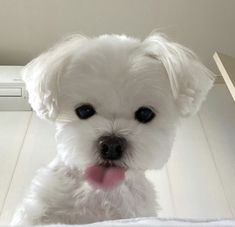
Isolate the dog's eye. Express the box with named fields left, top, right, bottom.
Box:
left=135, top=106, right=155, bottom=123
left=75, top=104, right=96, bottom=119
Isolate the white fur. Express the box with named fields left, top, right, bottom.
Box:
left=11, top=33, right=215, bottom=225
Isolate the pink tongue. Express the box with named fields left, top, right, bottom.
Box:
left=84, top=165, right=125, bottom=189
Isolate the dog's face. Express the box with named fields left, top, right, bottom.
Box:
left=23, top=34, right=215, bottom=187
left=55, top=37, right=178, bottom=171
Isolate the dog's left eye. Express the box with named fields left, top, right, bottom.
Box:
left=135, top=106, right=155, bottom=123
left=75, top=104, right=96, bottom=119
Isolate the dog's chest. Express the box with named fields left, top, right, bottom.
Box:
left=37, top=167, right=156, bottom=224
left=44, top=179, right=154, bottom=224
left=53, top=183, right=146, bottom=223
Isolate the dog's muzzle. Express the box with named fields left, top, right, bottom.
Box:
left=97, top=135, right=127, bottom=161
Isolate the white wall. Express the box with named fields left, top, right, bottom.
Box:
left=0, top=0, right=234, bottom=73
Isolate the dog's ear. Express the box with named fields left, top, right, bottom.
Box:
left=143, top=33, right=216, bottom=117
left=22, top=35, right=87, bottom=120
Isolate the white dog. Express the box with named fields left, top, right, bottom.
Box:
left=11, top=33, right=215, bottom=225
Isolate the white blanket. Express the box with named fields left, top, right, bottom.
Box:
left=29, top=217, right=235, bottom=227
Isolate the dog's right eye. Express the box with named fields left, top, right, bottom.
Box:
left=75, top=104, right=96, bottom=120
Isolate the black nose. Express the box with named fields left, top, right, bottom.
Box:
left=98, top=135, right=127, bottom=160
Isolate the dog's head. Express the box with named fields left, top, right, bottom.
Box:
left=23, top=34, right=215, bottom=188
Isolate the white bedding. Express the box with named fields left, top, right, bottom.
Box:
left=23, top=217, right=235, bottom=227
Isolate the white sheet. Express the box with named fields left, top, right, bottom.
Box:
left=31, top=217, right=235, bottom=227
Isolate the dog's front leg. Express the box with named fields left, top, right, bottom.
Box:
left=11, top=161, right=81, bottom=225
left=11, top=165, right=62, bottom=225
left=11, top=181, right=50, bottom=225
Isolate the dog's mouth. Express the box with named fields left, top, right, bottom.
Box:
left=83, top=162, right=126, bottom=190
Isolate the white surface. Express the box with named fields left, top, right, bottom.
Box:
left=0, top=112, right=31, bottom=215
left=2, top=218, right=235, bottom=227
left=199, top=85, right=235, bottom=216
left=0, top=88, right=22, bottom=97
left=168, top=116, right=231, bottom=218
left=0, top=114, right=56, bottom=224
left=0, top=65, right=31, bottom=110
left=0, top=84, right=234, bottom=225
left=0, top=66, right=23, bottom=85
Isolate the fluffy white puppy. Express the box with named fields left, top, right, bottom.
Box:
left=12, top=33, right=215, bottom=225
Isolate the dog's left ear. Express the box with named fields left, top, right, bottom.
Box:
left=143, top=34, right=216, bottom=117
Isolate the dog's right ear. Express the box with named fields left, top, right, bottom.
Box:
left=22, top=35, right=87, bottom=120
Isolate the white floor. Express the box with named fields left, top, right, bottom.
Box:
left=0, top=84, right=235, bottom=225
